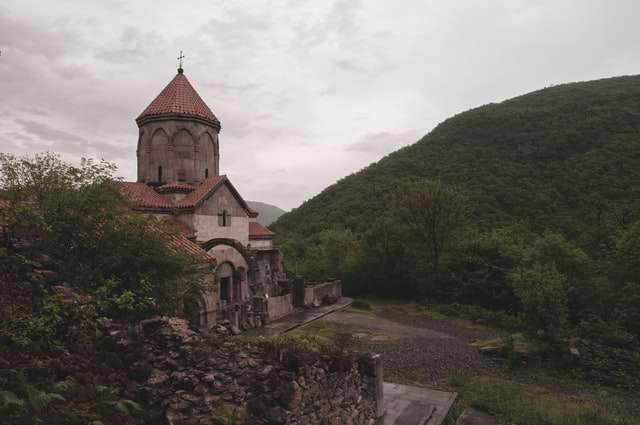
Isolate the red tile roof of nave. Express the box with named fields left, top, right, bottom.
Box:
left=136, top=71, right=219, bottom=127
left=116, top=182, right=175, bottom=209
left=175, top=175, right=226, bottom=209
left=163, top=231, right=214, bottom=264
left=156, top=182, right=196, bottom=194
left=147, top=220, right=213, bottom=264
left=118, top=175, right=247, bottom=213
left=249, top=221, right=275, bottom=238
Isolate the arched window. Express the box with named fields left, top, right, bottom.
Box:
left=158, top=166, right=163, bottom=183
left=205, top=168, right=209, bottom=178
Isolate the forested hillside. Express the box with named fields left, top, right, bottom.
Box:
left=272, top=75, right=640, bottom=390
left=273, top=75, right=640, bottom=245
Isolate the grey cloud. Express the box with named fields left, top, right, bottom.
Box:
left=2, top=0, right=640, bottom=210
left=319, top=87, right=336, bottom=96
left=0, top=8, right=83, bottom=60
left=6, top=131, right=33, bottom=141
left=17, top=107, right=49, bottom=117
left=17, top=119, right=87, bottom=144
left=98, top=27, right=161, bottom=64
left=203, top=81, right=262, bottom=95
left=332, top=59, right=367, bottom=73
left=294, top=0, right=362, bottom=48
left=346, top=130, right=423, bottom=156
left=15, top=119, right=128, bottom=158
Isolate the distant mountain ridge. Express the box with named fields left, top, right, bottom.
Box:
left=272, top=75, right=640, bottom=245
left=247, top=201, right=287, bottom=226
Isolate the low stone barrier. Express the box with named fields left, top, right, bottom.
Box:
left=266, top=293, right=294, bottom=322
left=100, top=316, right=384, bottom=425
left=304, top=280, right=342, bottom=306
left=249, top=350, right=384, bottom=424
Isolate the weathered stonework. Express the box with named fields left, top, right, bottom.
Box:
left=137, top=119, right=220, bottom=185
left=101, top=316, right=383, bottom=425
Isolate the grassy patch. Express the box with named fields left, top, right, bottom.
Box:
left=353, top=298, right=503, bottom=333
left=443, top=376, right=635, bottom=425
left=291, top=320, right=400, bottom=344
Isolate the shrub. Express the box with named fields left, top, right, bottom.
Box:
left=509, top=263, right=569, bottom=342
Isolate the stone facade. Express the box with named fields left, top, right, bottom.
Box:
left=193, top=184, right=251, bottom=244
left=136, top=119, right=220, bottom=185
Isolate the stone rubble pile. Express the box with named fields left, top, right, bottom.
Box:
left=99, top=316, right=380, bottom=425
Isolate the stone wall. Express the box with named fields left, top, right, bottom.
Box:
left=193, top=183, right=251, bottom=245
left=248, top=239, right=273, bottom=249
left=266, top=293, right=294, bottom=322
left=304, top=280, right=342, bottom=306
left=257, top=351, right=383, bottom=425
left=101, top=316, right=383, bottom=425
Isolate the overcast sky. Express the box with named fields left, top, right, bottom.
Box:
left=1, top=1, right=639, bottom=209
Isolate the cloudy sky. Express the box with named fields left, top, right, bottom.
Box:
left=1, top=1, right=639, bottom=209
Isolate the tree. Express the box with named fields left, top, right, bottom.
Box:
left=0, top=152, right=194, bottom=320
left=509, top=263, right=568, bottom=342
left=280, top=233, right=307, bottom=276
left=395, top=180, right=467, bottom=279
left=612, top=221, right=640, bottom=285
left=318, top=229, right=359, bottom=279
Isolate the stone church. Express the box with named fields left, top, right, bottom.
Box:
left=117, top=65, right=295, bottom=329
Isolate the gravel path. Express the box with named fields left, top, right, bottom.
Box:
left=319, top=309, right=505, bottom=384
left=317, top=307, right=640, bottom=417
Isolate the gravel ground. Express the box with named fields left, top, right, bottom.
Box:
left=316, top=307, right=640, bottom=417
left=356, top=337, right=504, bottom=385
left=320, top=309, right=506, bottom=384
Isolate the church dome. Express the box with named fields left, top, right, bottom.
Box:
left=135, top=69, right=221, bottom=185
left=136, top=70, right=220, bottom=130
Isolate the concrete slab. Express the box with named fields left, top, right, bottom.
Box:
left=258, top=297, right=353, bottom=336
left=384, top=382, right=457, bottom=425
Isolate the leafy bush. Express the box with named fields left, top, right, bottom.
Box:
left=509, top=263, right=569, bottom=342
left=0, top=153, right=195, bottom=322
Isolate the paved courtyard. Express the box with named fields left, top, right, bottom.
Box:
left=383, top=383, right=456, bottom=425
left=259, top=297, right=353, bottom=336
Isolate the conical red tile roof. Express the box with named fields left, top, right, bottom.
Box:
left=136, top=70, right=220, bottom=129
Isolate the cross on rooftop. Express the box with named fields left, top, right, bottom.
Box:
left=177, top=50, right=185, bottom=73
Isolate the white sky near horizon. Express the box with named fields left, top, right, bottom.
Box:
left=1, top=0, right=639, bottom=210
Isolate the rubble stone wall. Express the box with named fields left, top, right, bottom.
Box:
left=262, top=352, right=383, bottom=425
left=102, top=316, right=382, bottom=425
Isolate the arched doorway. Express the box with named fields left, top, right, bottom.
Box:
left=215, top=261, right=238, bottom=303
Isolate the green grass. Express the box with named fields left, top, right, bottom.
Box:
left=352, top=297, right=503, bottom=333
left=442, top=376, right=636, bottom=425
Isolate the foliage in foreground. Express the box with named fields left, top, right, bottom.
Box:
left=0, top=153, right=201, bottom=424
left=0, top=152, right=196, bottom=323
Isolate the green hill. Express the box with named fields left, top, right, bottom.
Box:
left=273, top=75, right=640, bottom=244
left=247, top=201, right=286, bottom=226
